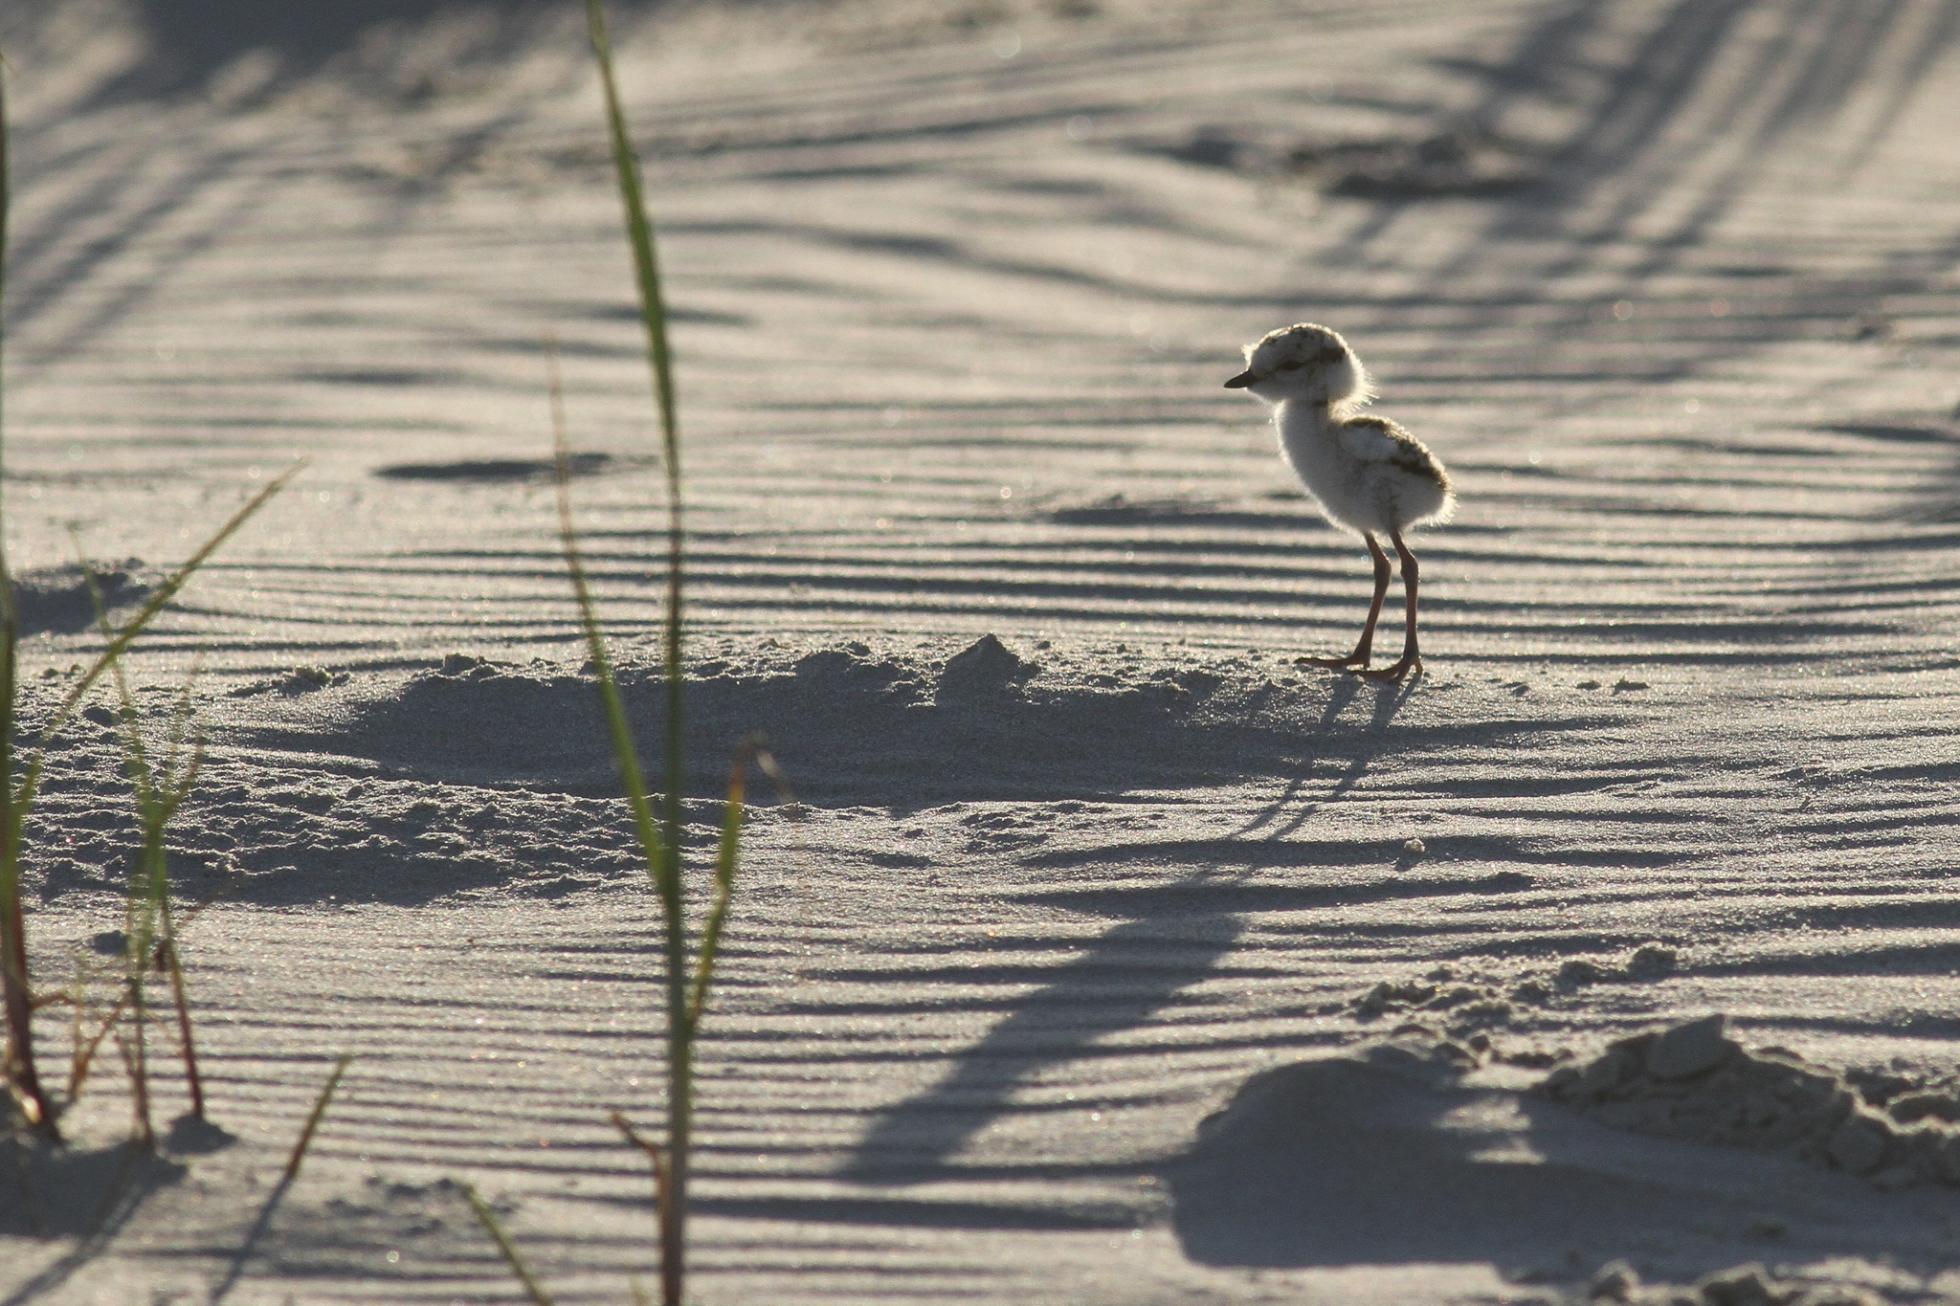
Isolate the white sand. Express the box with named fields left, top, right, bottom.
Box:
left=4, top=0, right=1959, bottom=1301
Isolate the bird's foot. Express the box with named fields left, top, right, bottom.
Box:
left=1358, top=655, right=1422, bottom=682
left=1296, top=651, right=1369, bottom=669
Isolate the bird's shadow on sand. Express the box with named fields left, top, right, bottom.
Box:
left=1227, top=672, right=1404, bottom=843
left=840, top=674, right=1421, bottom=1188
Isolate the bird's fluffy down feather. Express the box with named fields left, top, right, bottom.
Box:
left=1283, top=411, right=1454, bottom=535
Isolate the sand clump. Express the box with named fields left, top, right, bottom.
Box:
left=1541, top=1016, right=1960, bottom=1190
left=936, top=634, right=1038, bottom=702
left=5, top=560, right=154, bottom=636
left=1353, top=944, right=1683, bottom=1036
left=1581, top=1259, right=1881, bottom=1306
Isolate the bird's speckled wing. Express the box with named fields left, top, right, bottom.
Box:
left=1339, top=415, right=1449, bottom=486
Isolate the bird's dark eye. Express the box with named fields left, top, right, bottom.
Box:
left=1278, top=360, right=1301, bottom=371
left=1319, top=347, right=1345, bottom=363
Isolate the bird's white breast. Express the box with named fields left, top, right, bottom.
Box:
left=1275, top=403, right=1377, bottom=532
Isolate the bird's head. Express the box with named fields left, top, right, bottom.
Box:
left=1224, top=323, right=1371, bottom=407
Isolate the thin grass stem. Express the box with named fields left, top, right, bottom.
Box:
left=464, top=1184, right=557, bottom=1306
left=283, top=1054, right=351, bottom=1183
left=611, top=1110, right=673, bottom=1244
left=548, top=361, right=664, bottom=880
left=68, top=981, right=133, bottom=1100
left=158, top=930, right=204, bottom=1119
left=114, top=1032, right=152, bottom=1148
left=0, top=54, right=59, bottom=1143
left=16, top=463, right=300, bottom=812
left=581, top=23, right=691, bottom=1244
left=687, top=747, right=751, bottom=1032
left=84, top=555, right=215, bottom=1138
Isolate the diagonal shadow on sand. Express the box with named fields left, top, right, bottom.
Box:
left=839, top=908, right=1244, bottom=1187
left=0, top=1141, right=186, bottom=1306
left=841, top=679, right=1439, bottom=1187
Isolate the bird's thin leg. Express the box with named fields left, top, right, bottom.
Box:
left=1299, top=534, right=1391, bottom=668
left=1361, top=529, right=1422, bottom=681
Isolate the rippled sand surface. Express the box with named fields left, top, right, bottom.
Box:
left=4, top=2, right=1958, bottom=1301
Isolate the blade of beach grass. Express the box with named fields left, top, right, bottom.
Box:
left=0, top=616, right=49, bottom=1136
left=66, top=955, right=88, bottom=1093
left=113, top=1031, right=151, bottom=1147
left=549, top=363, right=665, bottom=884
left=585, top=0, right=684, bottom=862
left=551, top=364, right=691, bottom=1300
left=209, top=1054, right=354, bottom=1304
left=86, top=563, right=162, bottom=1144
left=687, top=746, right=755, bottom=1032
left=465, top=1184, right=558, bottom=1306
left=155, top=911, right=205, bottom=1119
left=583, top=6, right=690, bottom=1195
left=0, top=64, right=293, bottom=1140
left=581, top=3, right=692, bottom=1288
left=68, top=871, right=221, bottom=1107
left=584, top=0, right=681, bottom=485
left=151, top=681, right=209, bottom=1119
left=16, top=462, right=301, bottom=812
left=0, top=52, right=61, bottom=1142
left=611, top=1110, right=675, bottom=1251
left=85, top=558, right=211, bottom=1127
left=68, top=982, right=132, bottom=1101
left=4, top=471, right=291, bottom=1134
left=284, top=1054, right=350, bottom=1183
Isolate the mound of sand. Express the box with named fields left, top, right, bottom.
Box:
left=1541, top=1016, right=1960, bottom=1190
left=1170, top=1034, right=1954, bottom=1296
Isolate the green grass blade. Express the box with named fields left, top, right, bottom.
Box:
left=585, top=0, right=687, bottom=898
left=157, top=922, right=205, bottom=1119
left=584, top=10, right=717, bottom=1301
left=1, top=52, right=12, bottom=538
left=464, top=1184, right=558, bottom=1306
left=583, top=0, right=680, bottom=482
left=0, top=67, right=59, bottom=1140
left=284, top=1054, right=351, bottom=1183
left=549, top=362, right=667, bottom=891
left=83, top=561, right=210, bottom=1121
left=15, top=462, right=302, bottom=813
left=686, top=748, right=749, bottom=1033
left=81, top=552, right=159, bottom=805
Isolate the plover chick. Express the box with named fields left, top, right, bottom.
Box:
left=1226, top=323, right=1453, bottom=680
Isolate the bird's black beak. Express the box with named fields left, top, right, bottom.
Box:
left=1223, top=370, right=1255, bottom=389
